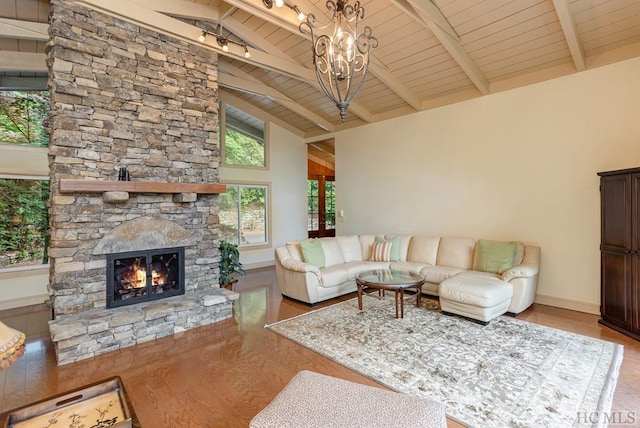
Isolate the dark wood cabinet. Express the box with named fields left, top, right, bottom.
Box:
left=598, top=167, right=640, bottom=340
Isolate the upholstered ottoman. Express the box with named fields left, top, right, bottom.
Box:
left=250, top=370, right=447, bottom=428
left=439, top=271, right=513, bottom=324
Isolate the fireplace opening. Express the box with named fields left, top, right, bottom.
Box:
left=106, top=247, right=185, bottom=308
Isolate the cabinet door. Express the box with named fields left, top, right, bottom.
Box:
left=600, top=174, right=633, bottom=329
left=601, top=251, right=633, bottom=329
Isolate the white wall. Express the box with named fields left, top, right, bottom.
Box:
left=220, top=122, right=308, bottom=268
left=333, top=56, right=640, bottom=314
left=0, top=144, right=50, bottom=308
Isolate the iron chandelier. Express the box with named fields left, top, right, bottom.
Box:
left=299, top=0, right=378, bottom=122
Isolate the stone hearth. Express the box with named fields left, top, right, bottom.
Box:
left=46, top=0, right=232, bottom=365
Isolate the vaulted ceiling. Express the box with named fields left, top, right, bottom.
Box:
left=2, top=0, right=640, bottom=138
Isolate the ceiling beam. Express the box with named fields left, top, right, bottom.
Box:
left=130, top=0, right=219, bottom=22
left=551, top=0, right=586, bottom=71
left=0, top=52, right=47, bottom=72
left=395, top=0, right=490, bottom=95
left=0, top=18, right=49, bottom=41
left=219, top=61, right=335, bottom=131
left=225, top=0, right=422, bottom=111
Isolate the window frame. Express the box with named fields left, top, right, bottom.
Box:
left=219, top=181, right=271, bottom=250
left=220, top=101, right=269, bottom=170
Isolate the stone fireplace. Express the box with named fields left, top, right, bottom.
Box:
left=46, top=0, right=237, bottom=365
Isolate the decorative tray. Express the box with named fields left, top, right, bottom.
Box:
left=2, top=377, right=140, bottom=428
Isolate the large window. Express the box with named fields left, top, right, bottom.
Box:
left=221, top=103, right=267, bottom=168
left=219, top=183, right=269, bottom=247
left=0, top=177, right=49, bottom=269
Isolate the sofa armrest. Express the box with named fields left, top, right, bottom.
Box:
left=501, top=263, right=538, bottom=282
left=279, top=258, right=321, bottom=276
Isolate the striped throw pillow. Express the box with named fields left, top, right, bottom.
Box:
left=371, top=241, right=392, bottom=262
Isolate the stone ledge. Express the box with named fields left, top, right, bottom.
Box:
left=49, top=287, right=239, bottom=365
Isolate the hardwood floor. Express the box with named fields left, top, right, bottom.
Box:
left=1, top=267, right=638, bottom=427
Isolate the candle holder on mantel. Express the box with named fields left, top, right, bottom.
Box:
left=118, top=167, right=130, bottom=181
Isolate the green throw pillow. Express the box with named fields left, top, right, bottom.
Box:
left=375, top=236, right=401, bottom=262
left=475, top=239, right=517, bottom=274
left=300, top=239, right=325, bottom=268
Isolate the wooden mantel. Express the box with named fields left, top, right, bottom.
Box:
left=59, top=179, right=226, bottom=194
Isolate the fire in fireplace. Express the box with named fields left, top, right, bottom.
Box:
left=106, top=247, right=185, bottom=308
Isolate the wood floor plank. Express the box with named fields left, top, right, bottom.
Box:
left=0, top=267, right=637, bottom=427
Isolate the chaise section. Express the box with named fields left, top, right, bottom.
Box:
left=440, top=271, right=513, bottom=324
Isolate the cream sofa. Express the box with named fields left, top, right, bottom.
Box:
left=274, top=235, right=540, bottom=319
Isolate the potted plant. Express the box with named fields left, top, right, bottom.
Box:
left=219, top=240, right=246, bottom=290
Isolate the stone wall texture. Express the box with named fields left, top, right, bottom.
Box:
left=47, top=0, right=221, bottom=315
left=45, top=0, right=230, bottom=364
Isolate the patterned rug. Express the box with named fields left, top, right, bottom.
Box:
left=267, top=296, right=624, bottom=428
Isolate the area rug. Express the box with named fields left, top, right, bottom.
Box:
left=266, top=296, right=624, bottom=428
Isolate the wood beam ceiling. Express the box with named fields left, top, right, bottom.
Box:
left=551, top=0, right=586, bottom=71
left=393, top=0, right=489, bottom=96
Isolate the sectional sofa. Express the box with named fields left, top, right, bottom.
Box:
left=274, top=235, right=541, bottom=322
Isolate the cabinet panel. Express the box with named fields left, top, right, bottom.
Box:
left=601, top=174, right=631, bottom=250
left=601, top=251, right=632, bottom=329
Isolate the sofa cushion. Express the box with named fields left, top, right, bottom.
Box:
left=407, top=236, right=440, bottom=265
left=343, top=261, right=390, bottom=279
left=319, top=265, right=350, bottom=288
left=375, top=236, right=401, bottom=261
left=474, top=239, right=517, bottom=274
left=420, top=265, right=465, bottom=284
left=320, top=238, right=345, bottom=267
left=383, top=235, right=412, bottom=261
left=336, top=235, right=363, bottom=262
left=389, top=261, right=431, bottom=274
left=359, top=235, right=377, bottom=261
left=300, top=239, right=325, bottom=268
left=440, top=271, right=512, bottom=308
left=436, top=237, right=476, bottom=269
left=371, top=240, right=393, bottom=261
left=286, top=242, right=303, bottom=262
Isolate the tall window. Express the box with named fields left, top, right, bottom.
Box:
left=221, top=103, right=267, bottom=168
left=0, top=177, right=49, bottom=269
left=219, top=183, right=269, bottom=247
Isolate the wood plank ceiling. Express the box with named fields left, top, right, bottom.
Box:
left=2, top=0, right=640, bottom=138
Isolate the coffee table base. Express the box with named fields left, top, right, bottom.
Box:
left=357, top=284, right=422, bottom=318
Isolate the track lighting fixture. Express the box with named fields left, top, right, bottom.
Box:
left=198, top=28, right=251, bottom=58
left=217, top=36, right=229, bottom=52
left=293, top=5, right=305, bottom=21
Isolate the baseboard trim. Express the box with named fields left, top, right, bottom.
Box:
left=0, top=294, right=49, bottom=311
left=534, top=294, right=599, bottom=315
left=245, top=260, right=275, bottom=270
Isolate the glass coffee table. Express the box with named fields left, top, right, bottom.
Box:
left=355, top=269, right=426, bottom=318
